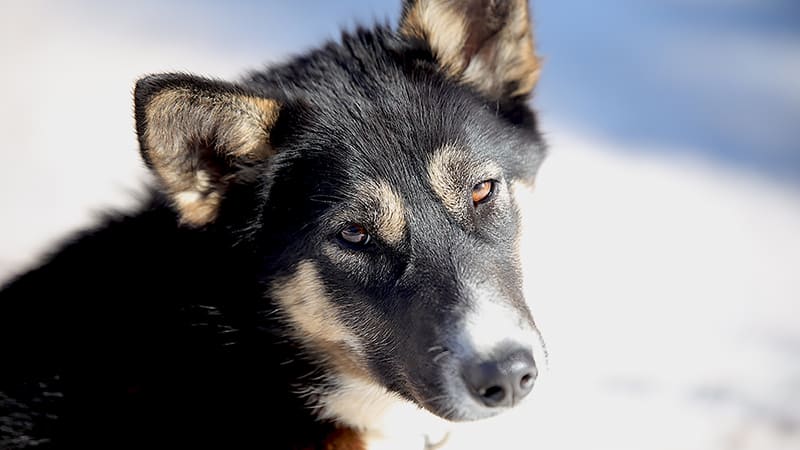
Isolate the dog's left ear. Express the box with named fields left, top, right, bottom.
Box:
left=400, top=0, right=541, bottom=101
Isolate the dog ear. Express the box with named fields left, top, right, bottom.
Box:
left=134, top=74, right=281, bottom=227
left=400, top=0, right=541, bottom=101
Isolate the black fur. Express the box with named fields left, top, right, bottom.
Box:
left=1, top=2, right=546, bottom=448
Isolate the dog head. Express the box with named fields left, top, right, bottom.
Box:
left=134, top=0, right=546, bottom=424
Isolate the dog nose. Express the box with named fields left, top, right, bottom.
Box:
left=462, top=346, right=537, bottom=408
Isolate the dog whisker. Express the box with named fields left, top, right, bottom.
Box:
left=308, top=194, right=345, bottom=205
left=419, top=393, right=451, bottom=405
left=432, top=350, right=450, bottom=364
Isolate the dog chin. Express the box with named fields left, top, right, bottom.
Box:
left=444, top=406, right=509, bottom=423
left=420, top=388, right=510, bottom=423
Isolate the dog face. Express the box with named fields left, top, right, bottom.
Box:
left=134, top=0, right=546, bottom=424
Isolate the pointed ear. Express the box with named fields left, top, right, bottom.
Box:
left=134, top=74, right=281, bottom=226
left=400, top=0, right=541, bottom=100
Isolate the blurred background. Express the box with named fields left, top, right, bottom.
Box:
left=1, top=0, right=798, bottom=449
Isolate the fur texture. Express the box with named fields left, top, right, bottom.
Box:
left=0, top=1, right=547, bottom=448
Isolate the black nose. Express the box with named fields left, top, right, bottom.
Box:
left=462, top=346, right=537, bottom=408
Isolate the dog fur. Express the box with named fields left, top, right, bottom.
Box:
left=0, top=1, right=547, bottom=448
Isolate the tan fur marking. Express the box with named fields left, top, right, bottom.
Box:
left=401, top=0, right=470, bottom=78
left=144, top=89, right=280, bottom=226
left=271, top=260, right=366, bottom=377
left=320, top=426, right=366, bottom=450
left=370, top=180, right=407, bottom=245
left=401, top=0, right=541, bottom=98
left=462, top=0, right=541, bottom=98
left=427, top=144, right=467, bottom=219
left=173, top=190, right=220, bottom=226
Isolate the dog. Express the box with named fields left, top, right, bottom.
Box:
left=0, top=0, right=547, bottom=448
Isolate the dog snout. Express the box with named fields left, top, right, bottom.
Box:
left=462, top=344, right=537, bottom=408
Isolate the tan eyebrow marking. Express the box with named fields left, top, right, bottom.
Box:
left=369, top=180, right=407, bottom=246
left=427, top=144, right=468, bottom=219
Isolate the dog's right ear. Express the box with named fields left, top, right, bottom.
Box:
left=134, top=74, right=281, bottom=227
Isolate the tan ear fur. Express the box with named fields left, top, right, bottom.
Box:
left=401, top=0, right=541, bottom=99
left=137, top=77, right=280, bottom=226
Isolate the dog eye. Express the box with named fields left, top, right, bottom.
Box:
left=471, top=180, right=496, bottom=206
left=339, top=224, right=371, bottom=246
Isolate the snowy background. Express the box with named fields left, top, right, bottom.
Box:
left=1, top=1, right=798, bottom=449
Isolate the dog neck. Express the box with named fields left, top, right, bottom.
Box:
left=314, top=374, right=452, bottom=449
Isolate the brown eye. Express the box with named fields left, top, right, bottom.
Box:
left=471, top=180, right=496, bottom=206
left=339, top=224, right=371, bottom=246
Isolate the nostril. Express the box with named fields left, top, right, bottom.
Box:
left=517, top=365, right=537, bottom=400
left=481, top=385, right=507, bottom=405
left=520, top=360, right=538, bottom=388
left=520, top=372, right=534, bottom=390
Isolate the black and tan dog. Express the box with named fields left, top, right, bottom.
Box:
left=0, top=0, right=548, bottom=448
